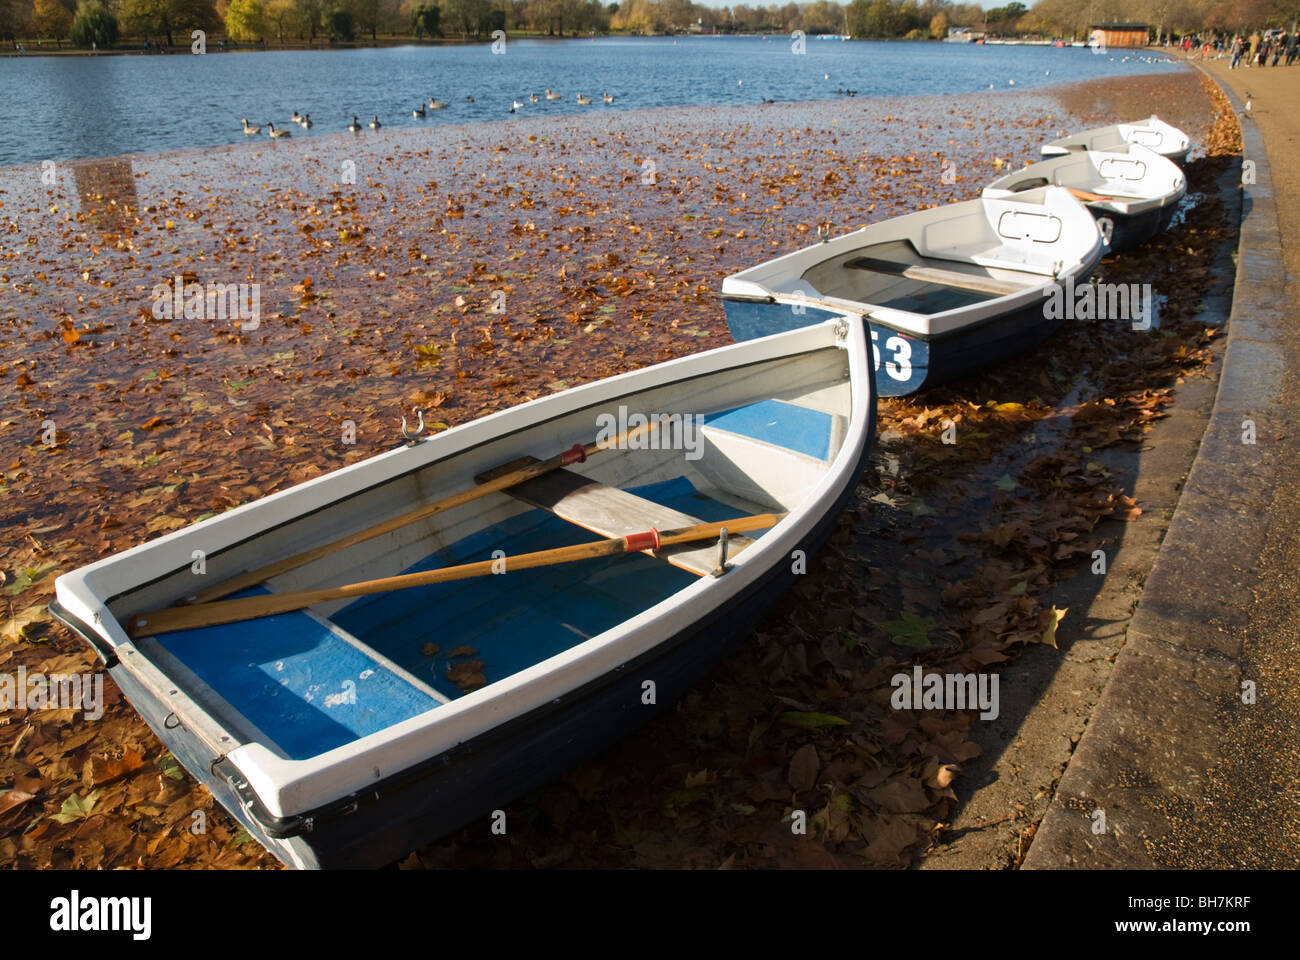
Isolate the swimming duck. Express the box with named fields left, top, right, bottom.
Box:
left=291, top=111, right=302, bottom=123
left=348, top=115, right=362, bottom=132
left=267, top=122, right=291, bottom=138
left=545, top=89, right=561, bottom=100
left=529, top=93, right=539, bottom=102
left=602, top=92, right=614, bottom=102
left=413, top=104, right=426, bottom=117
left=576, top=93, right=591, bottom=104
left=428, top=98, right=447, bottom=109
left=512, top=99, right=524, bottom=110
left=369, top=115, right=381, bottom=129
left=466, top=96, right=475, bottom=103
left=299, top=113, right=312, bottom=129
left=241, top=118, right=261, bottom=135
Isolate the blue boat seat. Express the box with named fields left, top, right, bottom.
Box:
left=702, top=399, right=837, bottom=461
left=149, top=598, right=441, bottom=761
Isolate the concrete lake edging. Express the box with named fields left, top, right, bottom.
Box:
left=1023, top=71, right=1285, bottom=868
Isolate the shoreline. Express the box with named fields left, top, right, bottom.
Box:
left=0, top=34, right=585, bottom=58
left=0, top=35, right=1161, bottom=60
left=1026, top=55, right=1300, bottom=869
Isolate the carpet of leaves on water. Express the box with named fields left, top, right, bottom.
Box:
left=0, top=70, right=1237, bottom=869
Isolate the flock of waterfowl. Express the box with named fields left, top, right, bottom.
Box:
left=241, top=115, right=312, bottom=137
left=239, top=90, right=617, bottom=138
left=234, top=51, right=1181, bottom=142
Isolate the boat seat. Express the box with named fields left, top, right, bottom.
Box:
left=924, top=239, right=1059, bottom=277
left=477, top=460, right=754, bottom=576
left=146, top=597, right=444, bottom=761
left=826, top=238, right=1047, bottom=286
left=701, top=398, right=841, bottom=461
left=844, top=256, right=1028, bottom=297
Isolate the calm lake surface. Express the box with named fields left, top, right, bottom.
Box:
left=0, top=37, right=1182, bottom=167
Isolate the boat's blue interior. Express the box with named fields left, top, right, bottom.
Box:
left=152, top=590, right=441, bottom=761
left=870, top=285, right=998, bottom=314
left=151, top=477, right=753, bottom=761
left=333, top=476, right=744, bottom=697
left=703, top=399, right=834, bottom=461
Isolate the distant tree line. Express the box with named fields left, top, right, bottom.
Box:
left=3, top=0, right=1299, bottom=48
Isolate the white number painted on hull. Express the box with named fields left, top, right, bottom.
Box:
left=870, top=328, right=913, bottom=382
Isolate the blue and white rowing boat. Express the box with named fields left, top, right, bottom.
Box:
left=50, top=317, right=876, bottom=869
left=720, top=186, right=1104, bottom=396
left=1039, top=115, right=1191, bottom=165
left=982, top=144, right=1186, bottom=253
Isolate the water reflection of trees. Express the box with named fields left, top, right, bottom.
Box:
left=72, top=157, right=138, bottom=232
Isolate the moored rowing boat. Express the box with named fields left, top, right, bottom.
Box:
left=1039, top=115, right=1191, bottom=165
left=720, top=186, right=1104, bottom=395
left=982, top=143, right=1186, bottom=252
left=51, top=317, right=876, bottom=869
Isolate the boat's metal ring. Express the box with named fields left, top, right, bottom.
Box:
left=164, top=712, right=182, bottom=730
left=400, top=410, right=426, bottom=446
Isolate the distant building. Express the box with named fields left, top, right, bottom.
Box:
left=944, top=27, right=984, bottom=43
left=1089, top=22, right=1150, bottom=49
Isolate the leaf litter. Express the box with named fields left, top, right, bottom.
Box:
left=0, top=70, right=1235, bottom=869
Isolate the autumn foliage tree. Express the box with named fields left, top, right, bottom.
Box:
left=1, top=0, right=29, bottom=40
left=5, top=0, right=1295, bottom=46
left=225, top=0, right=264, bottom=38
left=69, top=0, right=118, bottom=44
left=409, top=0, right=439, bottom=35
left=121, top=0, right=218, bottom=46
left=31, top=0, right=73, bottom=42
left=263, top=0, right=296, bottom=39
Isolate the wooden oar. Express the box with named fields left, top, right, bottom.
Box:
left=127, top=513, right=786, bottom=638
left=181, top=416, right=683, bottom=606
left=1066, top=187, right=1111, bottom=203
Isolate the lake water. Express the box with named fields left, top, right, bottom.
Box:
left=0, top=37, right=1182, bottom=167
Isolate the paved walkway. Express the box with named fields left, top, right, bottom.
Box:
left=1026, top=60, right=1300, bottom=867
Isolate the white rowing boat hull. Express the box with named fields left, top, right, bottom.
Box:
left=721, top=185, right=1105, bottom=395
left=1040, top=115, right=1191, bottom=164
left=983, top=144, right=1186, bottom=252
left=51, top=318, right=877, bottom=868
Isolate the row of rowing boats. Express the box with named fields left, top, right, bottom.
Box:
left=721, top=115, right=1189, bottom=395
left=50, top=115, right=1191, bottom=869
